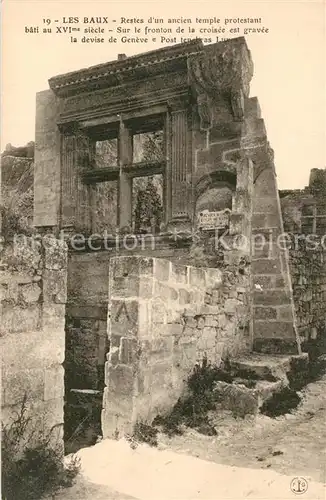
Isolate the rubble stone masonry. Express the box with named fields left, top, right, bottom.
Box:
left=0, top=236, right=67, bottom=451
left=280, top=169, right=326, bottom=346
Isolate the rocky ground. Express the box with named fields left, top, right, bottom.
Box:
left=158, top=372, right=326, bottom=483
left=52, top=373, right=326, bottom=499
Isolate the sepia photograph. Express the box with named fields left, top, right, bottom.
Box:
left=1, top=1, right=325, bottom=499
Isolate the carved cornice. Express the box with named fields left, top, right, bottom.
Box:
left=49, top=39, right=203, bottom=98
left=51, top=38, right=253, bottom=132
left=188, top=37, right=254, bottom=128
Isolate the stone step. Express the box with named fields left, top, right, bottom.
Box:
left=228, top=353, right=308, bottom=384
left=212, top=379, right=284, bottom=418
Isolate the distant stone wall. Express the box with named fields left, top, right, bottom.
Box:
left=280, top=175, right=326, bottom=344
left=102, top=255, right=251, bottom=438
left=1, top=236, right=67, bottom=451
left=288, top=242, right=326, bottom=343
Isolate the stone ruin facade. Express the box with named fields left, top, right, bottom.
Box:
left=3, top=38, right=325, bottom=451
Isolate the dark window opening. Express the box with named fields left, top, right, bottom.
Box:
left=95, top=138, right=118, bottom=168
left=132, top=174, right=164, bottom=234
left=91, top=180, right=118, bottom=234
left=132, top=130, right=164, bottom=163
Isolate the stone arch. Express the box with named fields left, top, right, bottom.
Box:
left=195, top=171, right=236, bottom=216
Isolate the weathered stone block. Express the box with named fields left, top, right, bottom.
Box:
left=44, top=365, right=64, bottom=401
left=252, top=258, right=281, bottom=275
left=9, top=305, right=42, bottom=333
left=224, top=298, right=238, bottom=314
left=3, top=368, right=45, bottom=405
left=110, top=256, right=140, bottom=279
left=229, top=213, right=245, bottom=235
left=206, top=268, right=223, bottom=287
left=253, top=338, right=299, bottom=354
left=190, top=290, right=205, bottom=305
left=119, top=337, right=140, bottom=365
left=253, top=275, right=274, bottom=289
left=4, top=239, right=42, bottom=273
left=277, top=305, right=295, bottom=322
left=106, top=364, right=135, bottom=395
left=254, top=290, right=291, bottom=306
left=43, top=269, right=67, bottom=303
left=108, top=346, right=119, bottom=365
left=170, top=263, right=188, bottom=284
left=111, top=275, right=140, bottom=298
left=1, top=328, right=64, bottom=370
left=154, top=281, right=178, bottom=302
left=139, top=257, right=154, bottom=276
left=189, top=267, right=206, bottom=288
left=151, top=298, right=167, bottom=325
left=0, top=284, right=9, bottom=302
left=112, top=274, right=154, bottom=299
left=179, top=288, right=190, bottom=305
left=252, top=243, right=271, bottom=259
left=254, top=321, right=296, bottom=339
left=110, top=298, right=150, bottom=337
left=195, top=315, right=206, bottom=329
left=102, top=389, right=133, bottom=438
left=150, top=337, right=173, bottom=355
left=213, top=381, right=259, bottom=417
left=218, top=313, right=227, bottom=328
left=166, top=323, right=184, bottom=336
left=19, top=283, right=41, bottom=304
left=254, top=306, right=277, bottom=320
left=44, top=237, right=67, bottom=270
left=42, top=304, right=65, bottom=330
left=253, top=195, right=279, bottom=213
left=154, top=259, right=171, bottom=282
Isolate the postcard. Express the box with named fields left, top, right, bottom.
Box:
left=1, top=1, right=325, bottom=499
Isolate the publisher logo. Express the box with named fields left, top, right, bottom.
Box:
left=290, top=477, right=308, bottom=495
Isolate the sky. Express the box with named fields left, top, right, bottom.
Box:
left=1, top=0, right=325, bottom=189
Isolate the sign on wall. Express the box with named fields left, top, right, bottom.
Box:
left=197, top=209, right=231, bottom=230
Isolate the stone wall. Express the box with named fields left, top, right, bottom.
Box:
left=287, top=242, right=326, bottom=344
left=1, top=236, right=67, bottom=451
left=102, top=255, right=251, bottom=438
left=280, top=170, right=326, bottom=345
left=65, top=242, right=198, bottom=390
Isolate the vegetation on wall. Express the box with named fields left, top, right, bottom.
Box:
left=1, top=395, right=80, bottom=500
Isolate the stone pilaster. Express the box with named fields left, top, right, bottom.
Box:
left=60, top=129, right=92, bottom=232
left=61, top=134, right=76, bottom=229
left=34, top=90, right=61, bottom=230
left=166, top=100, right=192, bottom=231
left=118, top=121, right=133, bottom=230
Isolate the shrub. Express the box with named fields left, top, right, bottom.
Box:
left=152, top=356, right=230, bottom=437
left=131, top=422, right=158, bottom=447
left=1, top=396, right=80, bottom=500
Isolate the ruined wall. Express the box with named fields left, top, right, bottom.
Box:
left=287, top=242, right=326, bottom=345
left=280, top=170, right=326, bottom=345
left=102, top=255, right=251, bottom=438
left=65, top=243, right=192, bottom=390
left=1, top=236, right=67, bottom=451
